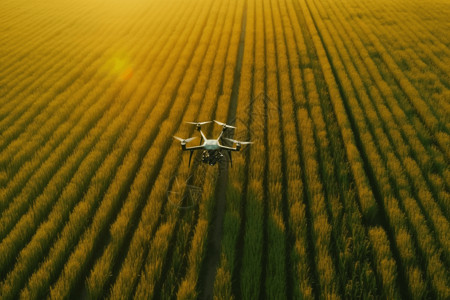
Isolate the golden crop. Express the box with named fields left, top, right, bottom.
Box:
left=0, top=0, right=448, bottom=298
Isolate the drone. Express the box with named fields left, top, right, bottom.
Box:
left=173, top=120, right=252, bottom=167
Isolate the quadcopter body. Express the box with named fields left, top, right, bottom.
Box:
left=173, top=120, right=251, bottom=166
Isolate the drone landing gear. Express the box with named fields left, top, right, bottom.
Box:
left=189, top=150, right=194, bottom=167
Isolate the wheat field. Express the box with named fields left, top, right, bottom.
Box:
left=0, top=0, right=449, bottom=299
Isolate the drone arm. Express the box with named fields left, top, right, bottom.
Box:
left=198, top=128, right=207, bottom=143
left=184, top=145, right=205, bottom=151
left=217, top=130, right=223, bottom=141
left=217, top=127, right=229, bottom=141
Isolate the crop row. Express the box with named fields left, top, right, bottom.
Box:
left=0, top=0, right=208, bottom=298
left=304, top=0, right=449, bottom=297
left=358, top=0, right=450, bottom=122
left=0, top=1, right=160, bottom=206
left=175, top=0, right=241, bottom=297
left=279, top=0, right=379, bottom=297
left=21, top=2, right=196, bottom=296
left=98, top=0, right=237, bottom=298
left=326, top=0, right=450, bottom=257
left=0, top=2, right=185, bottom=299
left=2, top=4, right=157, bottom=274
left=330, top=0, right=449, bottom=215
left=213, top=0, right=255, bottom=297
left=0, top=1, right=134, bottom=148
left=0, top=0, right=447, bottom=298
left=48, top=1, right=219, bottom=298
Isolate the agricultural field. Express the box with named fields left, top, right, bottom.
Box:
left=0, top=0, right=449, bottom=298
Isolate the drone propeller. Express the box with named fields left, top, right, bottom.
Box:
left=173, top=136, right=197, bottom=144
left=214, top=120, right=236, bottom=129
left=186, top=121, right=212, bottom=126
left=224, top=138, right=252, bottom=145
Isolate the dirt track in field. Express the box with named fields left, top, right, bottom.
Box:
left=199, top=2, right=247, bottom=298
